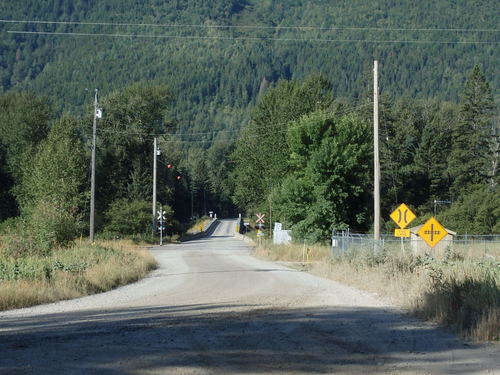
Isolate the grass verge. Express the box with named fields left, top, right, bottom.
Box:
left=0, top=239, right=157, bottom=311
left=253, top=239, right=499, bottom=341
left=186, top=216, right=212, bottom=234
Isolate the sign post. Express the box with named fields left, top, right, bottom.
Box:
left=256, top=213, right=266, bottom=245
left=157, top=206, right=166, bottom=246
left=390, top=203, right=416, bottom=254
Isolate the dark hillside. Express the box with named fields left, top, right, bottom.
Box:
left=0, top=0, right=498, bottom=136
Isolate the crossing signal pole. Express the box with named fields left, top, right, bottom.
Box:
left=152, top=137, right=158, bottom=236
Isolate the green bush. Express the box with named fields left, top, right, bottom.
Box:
left=439, top=185, right=499, bottom=234
left=104, top=199, right=173, bottom=236
left=3, top=201, right=82, bottom=257
left=28, top=200, right=82, bottom=254
left=2, top=224, right=39, bottom=258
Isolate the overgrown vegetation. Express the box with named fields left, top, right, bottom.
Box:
left=233, top=66, right=499, bottom=239
left=0, top=239, right=156, bottom=311
left=253, top=240, right=499, bottom=341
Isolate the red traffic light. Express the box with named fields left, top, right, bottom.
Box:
left=167, top=164, right=172, bottom=168
left=176, top=175, right=182, bottom=180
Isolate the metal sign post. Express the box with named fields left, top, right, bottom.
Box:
left=157, top=206, right=166, bottom=246
left=390, top=203, right=416, bottom=255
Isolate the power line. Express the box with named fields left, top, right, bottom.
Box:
left=1, top=19, right=498, bottom=33
left=91, top=103, right=372, bottom=144
left=7, top=30, right=498, bottom=44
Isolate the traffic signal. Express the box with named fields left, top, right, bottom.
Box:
left=167, top=163, right=172, bottom=168
left=176, top=175, right=182, bottom=180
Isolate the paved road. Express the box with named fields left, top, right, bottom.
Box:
left=0, top=219, right=498, bottom=374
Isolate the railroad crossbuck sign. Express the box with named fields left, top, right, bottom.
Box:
left=390, top=203, right=416, bottom=229
left=417, top=217, right=447, bottom=248
left=256, top=213, right=266, bottom=224
left=157, top=210, right=166, bottom=221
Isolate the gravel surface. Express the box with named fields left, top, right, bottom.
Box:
left=1, top=219, right=498, bottom=374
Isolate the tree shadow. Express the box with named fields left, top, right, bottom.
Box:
left=1, top=303, right=496, bottom=374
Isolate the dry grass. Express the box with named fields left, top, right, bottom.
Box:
left=0, top=240, right=157, bottom=311
left=186, top=217, right=212, bottom=234
left=253, top=240, right=499, bottom=342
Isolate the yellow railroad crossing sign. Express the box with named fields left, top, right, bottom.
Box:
left=390, top=203, right=416, bottom=229
left=417, top=217, right=447, bottom=248
left=394, top=228, right=410, bottom=238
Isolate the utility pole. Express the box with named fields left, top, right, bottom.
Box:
left=191, top=188, right=194, bottom=219
left=373, top=60, right=381, bottom=241
left=269, top=192, right=272, bottom=240
left=89, top=89, right=98, bottom=242
left=152, top=137, right=157, bottom=236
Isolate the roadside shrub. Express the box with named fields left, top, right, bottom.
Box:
left=0, top=241, right=157, bottom=311
left=104, top=199, right=174, bottom=237
left=28, top=200, right=81, bottom=254
left=2, top=201, right=81, bottom=257
left=104, top=199, right=156, bottom=235
left=415, top=266, right=499, bottom=340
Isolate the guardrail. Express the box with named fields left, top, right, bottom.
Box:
left=180, top=219, right=219, bottom=242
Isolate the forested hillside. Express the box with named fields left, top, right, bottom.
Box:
left=0, top=0, right=498, bottom=241
left=0, top=0, right=498, bottom=136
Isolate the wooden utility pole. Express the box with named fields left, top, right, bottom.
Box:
left=89, top=89, right=98, bottom=242
left=269, top=195, right=272, bottom=240
left=152, top=137, right=157, bottom=236
left=373, top=61, right=381, bottom=241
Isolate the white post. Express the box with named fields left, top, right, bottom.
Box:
left=159, top=205, right=163, bottom=246
left=152, top=137, right=157, bottom=236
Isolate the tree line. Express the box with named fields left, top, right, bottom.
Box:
left=0, top=83, right=238, bottom=254
left=230, top=67, right=499, bottom=240
left=0, top=66, right=498, bottom=250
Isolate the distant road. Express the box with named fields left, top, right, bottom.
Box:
left=0, top=219, right=498, bottom=374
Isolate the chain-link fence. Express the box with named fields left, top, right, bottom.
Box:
left=331, top=229, right=500, bottom=259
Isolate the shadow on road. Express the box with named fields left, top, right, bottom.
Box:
left=1, top=303, right=494, bottom=374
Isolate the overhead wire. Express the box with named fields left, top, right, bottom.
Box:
left=92, top=103, right=373, bottom=144
left=1, top=19, right=498, bottom=33
left=6, top=30, right=499, bottom=44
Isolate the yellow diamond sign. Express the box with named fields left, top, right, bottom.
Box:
left=390, top=203, right=416, bottom=229
left=417, top=217, right=447, bottom=248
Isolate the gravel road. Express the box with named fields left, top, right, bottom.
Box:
left=1, top=219, right=498, bottom=374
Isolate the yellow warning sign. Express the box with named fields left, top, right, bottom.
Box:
left=417, top=217, right=447, bottom=248
left=394, top=228, right=411, bottom=238
left=390, top=203, right=416, bottom=229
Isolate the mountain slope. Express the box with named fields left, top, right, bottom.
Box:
left=0, top=0, right=498, bottom=136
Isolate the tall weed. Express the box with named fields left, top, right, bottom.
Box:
left=0, top=240, right=156, bottom=311
left=253, top=240, right=500, bottom=341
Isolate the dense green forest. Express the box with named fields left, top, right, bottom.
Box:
left=0, top=0, right=498, bottom=134
left=0, top=0, right=498, bottom=247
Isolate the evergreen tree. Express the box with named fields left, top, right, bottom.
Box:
left=449, top=65, right=495, bottom=196
left=231, top=74, right=334, bottom=212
